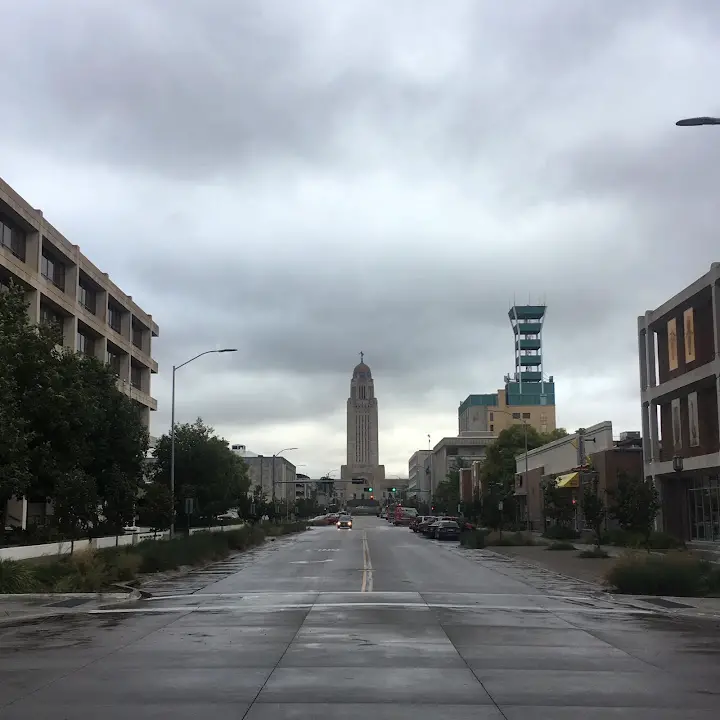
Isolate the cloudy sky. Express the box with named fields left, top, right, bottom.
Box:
left=2, top=0, right=720, bottom=478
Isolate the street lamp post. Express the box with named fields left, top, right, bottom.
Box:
left=676, top=116, right=720, bottom=126
left=169, top=348, right=237, bottom=538
left=271, top=447, right=298, bottom=511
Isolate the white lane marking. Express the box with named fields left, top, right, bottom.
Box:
left=89, top=602, right=657, bottom=615
left=361, top=531, right=373, bottom=592
left=289, top=560, right=334, bottom=564
left=307, top=549, right=340, bottom=552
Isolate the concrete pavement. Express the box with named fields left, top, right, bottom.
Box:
left=1, top=517, right=719, bottom=718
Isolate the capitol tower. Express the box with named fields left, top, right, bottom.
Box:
left=340, top=354, right=386, bottom=490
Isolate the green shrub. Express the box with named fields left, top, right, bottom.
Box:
left=605, top=552, right=716, bottom=596
left=578, top=548, right=610, bottom=559
left=460, top=530, right=486, bottom=549
left=543, top=525, right=579, bottom=541
left=486, top=531, right=535, bottom=547
left=0, top=559, right=38, bottom=593
left=0, top=522, right=308, bottom=593
left=546, top=541, right=576, bottom=551
left=607, top=529, right=684, bottom=550
left=50, top=553, right=108, bottom=592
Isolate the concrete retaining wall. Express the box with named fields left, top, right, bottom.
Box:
left=0, top=525, right=247, bottom=562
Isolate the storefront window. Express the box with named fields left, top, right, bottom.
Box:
left=687, top=476, right=720, bottom=542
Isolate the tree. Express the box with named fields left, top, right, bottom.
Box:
left=0, top=282, right=149, bottom=537
left=581, top=476, right=606, bottom=548
left=0, top=372, right=30, bottom=524
left=543, top=479, right=575, bottom=528
left=152, top=419, right=250, bottom=522
left=53, top=468, right=99, bottom=545
left=610, top=472, right=661, bottom=549
left=432, top=458, right=467, bottom=514
left=481, top=425, right=568, bottom=490
left=137, top=481, right=173, bottom=531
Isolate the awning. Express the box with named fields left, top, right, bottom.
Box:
left=555, top=472, right=579, bottom=488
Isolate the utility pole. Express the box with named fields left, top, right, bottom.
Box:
left=523, top=420, right=530, bottom=533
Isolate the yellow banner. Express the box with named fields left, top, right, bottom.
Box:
left=684, top=308, right=695, bottom=363
left=668, top=317, right=678, bottom=371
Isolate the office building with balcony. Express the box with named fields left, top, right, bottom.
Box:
left=0, top=177, right=159, bottom=425
left=639, top=263, right=720, bottom=543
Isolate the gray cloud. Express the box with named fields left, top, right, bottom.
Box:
left=1, top=1, right=719, bottom=476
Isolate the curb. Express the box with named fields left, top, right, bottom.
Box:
left=0, top=591, right=137, bottom=628
left=456, top=545, right=720, bottom=617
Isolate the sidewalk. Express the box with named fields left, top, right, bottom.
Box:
left=487, top=544, right=720, bottom=618
left=0, top=591, right=138, bottom=627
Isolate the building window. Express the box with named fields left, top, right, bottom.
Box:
left=512, top=412, right=521, bottom=419
left=131, top=365, right=143, bottom=390
left=489, top=412, right=494, bottom=420
left=490, top=424, right=494, bottom=431
left=77, top=331, right=94, bottom=356
left=108, top=304, right=123, bottom=333
left=132, top=324, right=144, bottom=350
left=107, top=350, right=123, bottom=376
left=41, top=250, right=65, bottom=290
left=0, top=214, right=26, bottom=261
left=78, top=281, right=96, bottom=314
left=40, top=305, right=63, bottom=341
left=523, top=412, right=531, bottom=419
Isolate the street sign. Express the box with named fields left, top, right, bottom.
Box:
left=498, top=500, right=504, bottom=511
left=351, top=479, right=365, bottom=484
left=184, top=498, right=195, bottom=515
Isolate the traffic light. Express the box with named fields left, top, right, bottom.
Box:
left=370, top=494, right=374, bottom=500
left=367, top=486, right=373, bottom=492
left=390, top=487, right=396, bottom=493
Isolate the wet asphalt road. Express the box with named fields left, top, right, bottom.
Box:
left=2, top=518, right=720, bottom=719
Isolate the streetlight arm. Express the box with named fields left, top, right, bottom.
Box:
left=175, top=348, right=236, bottom=372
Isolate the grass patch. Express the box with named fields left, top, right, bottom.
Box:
left=0, top=559, right=38, bottom=593
left=460, top=530, right=486, bottom=549
left=578, top=548, right=610, bottom=559
left=542, top=525, right=580, bottom=541
left=0, top=522, right=306, bottom=593
left=546, top=541, right=576, bottom=551
left=486, top=531, right=535, bottom=547
left=605, top=552, right=720, bottom=596
left=606, top=529, right=685, bottom=550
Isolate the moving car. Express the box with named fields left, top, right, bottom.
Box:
left=392, top=506, right=418, bottom=526
left=336, top=514, right=353, bottom=529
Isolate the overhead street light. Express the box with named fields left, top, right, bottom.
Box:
left=169, top=348, right=237, bottom=537
left=676, top=116, right=720, bottom=127
left=272, top=447, right=298, bottom=505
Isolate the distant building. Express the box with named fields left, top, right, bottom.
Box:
left=427, top=433, right=497, bottom=498
left=407, top=450, right=431, bottom=500
left=340, top=356, right=386, bottom=497
left=0, top=176, right=159, bottom=428
left=459, top=304, right=556, bottom=436
left=513, top=422, right=642, bottom=531
left=1, top=177, right=158, bottom=530
left=638, top=263, right=720, bottom=543
left=233, top=447, right=296, bottom=503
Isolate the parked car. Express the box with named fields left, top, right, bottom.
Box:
left=418, top=518, right=439, bottom=536
left=431, top=520, right=461, bottom=540
left=410, top=516, right=432, bottom=532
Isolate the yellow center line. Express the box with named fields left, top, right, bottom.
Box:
left=361, top=530, right=373, bottom=593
